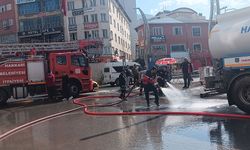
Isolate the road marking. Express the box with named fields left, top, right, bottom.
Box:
left=0, top=106, right=82, bottom=141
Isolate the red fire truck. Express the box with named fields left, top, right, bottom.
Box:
left=0, top=40, right=102, bottom=104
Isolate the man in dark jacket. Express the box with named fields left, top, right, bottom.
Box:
left=143, top=67, right=159, bottom=107
left=181, top=58, right=193, bottom=89
left=119, top=71, right=127, bottom=100
left=47, top=72, right=56, bottom=100
left=62, top=73, right=70, bottom=100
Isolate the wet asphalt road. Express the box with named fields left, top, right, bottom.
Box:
left=0, top=84, right=250, bottom=150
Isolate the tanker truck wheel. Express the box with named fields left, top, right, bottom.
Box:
left=0, top=89, right=8, bottom=105
left=232, top=76, right=250, bottom=114
left=69, top=82, right=80, bottom=98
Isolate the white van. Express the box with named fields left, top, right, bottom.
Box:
left=103, top=62, right=140, bottom=86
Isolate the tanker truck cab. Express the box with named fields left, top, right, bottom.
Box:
left=49, top=52, right=93, bottom=98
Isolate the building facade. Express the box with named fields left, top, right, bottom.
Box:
left=66, top=0, right=132, bottom=61
left=17, top=0, right=67, bottom=43
left=0, top=0, right=18, bottom=44
left=136, top=8, right=212, bottom=70
left=118, top=0, right=137, bottom=60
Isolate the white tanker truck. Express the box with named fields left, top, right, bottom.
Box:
left=203, top=6, right=250, bottom=113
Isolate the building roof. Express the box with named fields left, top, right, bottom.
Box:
left=136, top=7, right=208, bottom=30
left=148, top=17, right=182, bottom=24
left=115, top=0, right=131, bottom=22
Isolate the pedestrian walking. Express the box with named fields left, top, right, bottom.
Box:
left=143, top=67, right=160, bottom=108
left=181, top=58, right=193, bottom=89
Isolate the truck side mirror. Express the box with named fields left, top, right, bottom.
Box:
left=83, top=70, right=88, bottom=75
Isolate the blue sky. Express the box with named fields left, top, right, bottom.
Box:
left=136, top=0, right=250, bottom=19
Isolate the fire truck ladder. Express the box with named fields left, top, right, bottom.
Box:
left=0, top=41, right=80, bottom=57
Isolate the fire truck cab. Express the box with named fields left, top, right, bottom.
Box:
left=0, top=51, right=93, bottom=104
left=49, top=52, right=93, bottom=96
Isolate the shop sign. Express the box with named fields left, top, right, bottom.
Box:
left=151, top=35, right=166, bottom=41
left=16, top=0, right=35, bottom=4
left=72, top=8, right=95, bottom=16
left=84, top=22, right=99, bottom=30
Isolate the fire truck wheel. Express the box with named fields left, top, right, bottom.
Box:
left=232, top=76, right=250, bottom=114
left=69, top=83, right=80, bottom=98
left=110, top=82, right=115, bottom=87
left=0, top=89, right=8, bottom=105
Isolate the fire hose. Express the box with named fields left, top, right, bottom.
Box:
left=73, top=87, right=250, bottom=119
left=1, top=86, right=250, bottom=142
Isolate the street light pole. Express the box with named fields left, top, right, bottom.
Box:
left=136, top=8, right=150, bottom=68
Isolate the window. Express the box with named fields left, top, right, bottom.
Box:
left=92, top=30, right=99, bottom=39
left=100, top=0, right=105, bottom=5
left=110, top=15, right=112, bottom=24
left=117, top=23, right=119, bottom=31
left=68, top=17, right=76, bottom=26
left=171, top=44, right=186, bottom=52
left=71, top=55, right=87, bottom=67
left=84, top=31, right=91, bottom=39
left=110, top=30, right=113, bottom=40
left=18, top=2, right=40, bottom=15
left=0, top=34, right=16, bottom=43
left=114, top=20, right=116, bottom=28
left=45, top=0, right=59, bottom=12
left=152, top=45, right=166, bottom=51
left=91, top=14, right=98, bottom=22
left=19, top=18, right=43, bottom=32
left=104, top=68, right=110, bottom=73
left=83, top=1, right=88, bottom=8
left=192, top=26, right=201, bottom=36
left=6, top=4, right=11, bottom=11
left=2, top=19, right=13, bottom=28
left=84, top=15, right=89, bottom=23
left=90, top=0, right=97, bottom=7
left=113, top=6, right=115, bottom=14
left=56, top=56, right=67, bottom=65
left=43, top=15, right=61, bottom=28
left=101, top=13, right=107, bottom=22
left=173, top=26, right=183, bottom=36
left=102, top=29, right=108, bottom=38
left=0, top=5, right=7, bottom=13
left=152, top=27, right=163, bottom=35
left=70, top=33, right=77, bottom=41
left=68, top=1, right=74, bottom=10
left=115, top=34, right=117, bottom=42
left=193, top=43, right=202, bottom=51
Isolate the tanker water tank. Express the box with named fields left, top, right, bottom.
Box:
left=209, top=7, right=250, bottom=59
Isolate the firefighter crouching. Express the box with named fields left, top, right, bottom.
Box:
left=143, top=67, right=160, bottom=108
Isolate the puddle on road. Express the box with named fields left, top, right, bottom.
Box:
left=161, top=83, right=227, bottom=110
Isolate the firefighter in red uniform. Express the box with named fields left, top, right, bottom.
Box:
left=143, top=67, right=159, bottom=108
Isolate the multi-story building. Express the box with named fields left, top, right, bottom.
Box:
left=118, top=0, right=137, bottom=60
left=136, top=8, right=212, bottom=69
left=0, top=0, right=18, bottom=44
left=67, top=0, right=132, bottom=61
left=17, top=0, right=67, bottom=43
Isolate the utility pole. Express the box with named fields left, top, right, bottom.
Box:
left=209, top=0, right=220, bottom=31
left=136, top=8, right=150, bottom=68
